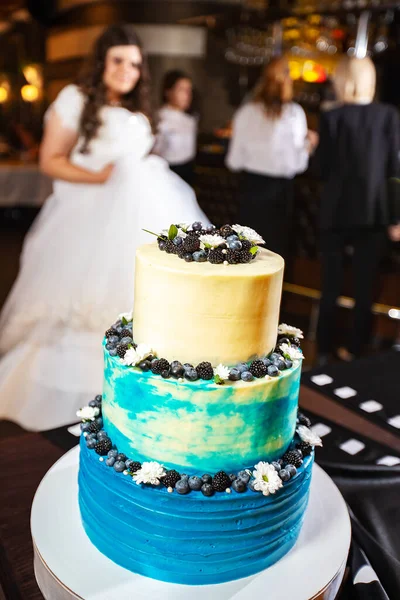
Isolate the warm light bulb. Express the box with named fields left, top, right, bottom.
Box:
left=21, top=84, right=39, bottom=102
left=0, top=86, right=8, bottom=103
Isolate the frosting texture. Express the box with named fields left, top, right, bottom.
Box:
left=79, top=437, right=313, bottom=585
left=102, top=349, right=301, bottom=472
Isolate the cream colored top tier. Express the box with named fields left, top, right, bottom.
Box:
left=133, top=243, right=284, bottom=366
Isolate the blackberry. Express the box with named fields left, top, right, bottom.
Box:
left=282, top=449, right=303, bottom=468
left=226, top=249, right=240, bottom=264
left=105, top=327, right=118, bottom=338
left=95, top=438, right=112, bottom=455
left=249, top=359, right=267, bottom=378
left=296, top=441, right=312, bottom=457
left=196, top=361, right=214, bottom=380
left=212, top=471, right=231, bottom=492
left=220, top=225, right=234, bottom=238
left=164, top=240, right=177, bottom=254
left=238, top=250, right=252, bottom=263
left=208, top=248, right=225, bottom=264
left=240, top=240, right=252, bottom=251
left=151, top=358, right=170, bottom=375
left=183, top=234, right=200, bottom=253
left=120, top=328, right=132, bottom=338
left=163, top=469, right=181, bottom=488
left=88, top=420, right=102, bottom=434
left=297, top=412, right=312, bottom=428
left=177, top=245, right=187, bottom=259
left=116, top=343, right=129, bottom=358
left=127, top=461, right=142, bottom=474
left=291, top=337, right=301, bottom=347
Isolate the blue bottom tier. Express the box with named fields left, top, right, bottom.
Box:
left=78, top=438, right=313, bottom=585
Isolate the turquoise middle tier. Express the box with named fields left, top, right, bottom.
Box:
left=102, top=348, right=301, bottom=472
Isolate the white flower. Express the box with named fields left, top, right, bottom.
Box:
left=199, top=234, right=225, bottom=248
left=297, top=425, right=323, bottom=447
left=279, top=343, right=304, bottom=361
left=121, top=347, right=138, bottom=366
left=133, top=461, right=166, bottom=485
left=177, top=228, right=187, bottom=239
left=278, top=323, right=304, bottom=340
left=76, top=406, right=99, bottom=420
left=178, top=222, right=190, bottom=232
left=134, top=343, right=153, bottom=363
left=214, top=364, right=230, bottom=381
left=232, top=224, right=265, bottom=245
left=252, top=462, right=283, bottom=496
left=118, top=311, right=133, bottom=323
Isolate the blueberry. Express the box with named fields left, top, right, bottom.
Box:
left=158, top=239, right=167, bottom=250
left=279, top=469, right=290, bottom=482
left=229, top=368, right=241, bottom=381
left=267, top=364, right=279, bottom=377
left=286, top=464, right=297, bottom=478
left=115, top=326, right=123, bottom=334
left=184, top=253, right=193, bottom=262
left=204, top=224, right=215, bottom=233
left=116, top=453, right=127, bottom=462
left=120, top=336, right=133, bottom=346
left=193, top=250, right=207, bottom=262
left=106, top=457, right=115, bottom=467
left=228, top=240, right=242, bottom=251
left=138, top=360, right=151, bottom=372
left=180, top=474, right=188, bottom=480
left=105, top=343, right=115, bottom=351
left=183, top=363, right=194, bottom=370
left=108, top=335, right=119, bottom=345
left=109, top=348, right=118, bottom=357
left=237, top=470, right=250, bottom=483
left=95, top=417, right=103, bottom=428
left=80, top=422, right=91, bottom=432
left=229, top=473, right=237, bottom=482
left=232, top=479, right=247, bottom=493
left=188, top=476, right=203, bottom=491
left=226, top=234, right=239, bottom=242
left=184, top=368, right=198, bottom=381
left=271, top=461, right=281, bottom=472
left=161, top=368, right=171, bottom=379
left=278, top=337, right=290, bottom=345
left=291, top=337, right=301, bottom=347
left=114, top=460, right=126, bottom=473
left=171, top=363, right=184, bottom=378
left=241, top=371, right=254, bottom=382
left=85, top=432, right=97, bottom=440
left=201, top=483, right=214, bottom=496
left=202, top=474, right=212, bottom=484
left=269, top=352, right=282, bottom=363
left=192, top=221, right=202, bottom=231
left=107, top=449, right=118, bottom=458
left=86, top=438, right=96, bottom=449
left=173, top=236, right=183, bottom=246
left=285, top=359, right=293, bottom=369
left=97, top=430, right=109, bottom=440
left=176, top=479, right=190, bottom=494
left=236, top=362, right=249, bottom=374
left=248, top=479, right=257, bottom=492
left=262, top=358, right=272, bottom=367
left=274, top=357, right=286, bottom=370
left=94, top=395, right=102, bottom=402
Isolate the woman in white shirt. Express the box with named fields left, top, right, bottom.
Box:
left=226, top=56, right=318, bottom=260
left=155, top=70, right=197, bottom=185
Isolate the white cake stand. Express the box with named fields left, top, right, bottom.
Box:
left=31, top=446, right=351, bottom=600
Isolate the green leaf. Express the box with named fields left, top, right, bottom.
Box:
left=168, top=224, right=178, bottom=240
left=250, top=246, right=259, bottom=256
left=122, top=316, right=128, bottom=325
left=142, top=228, right=161, bottom=238
left=214, top=374, right=225, bottom=385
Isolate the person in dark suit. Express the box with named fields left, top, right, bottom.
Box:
left=316, top=56, right=400, bottom=364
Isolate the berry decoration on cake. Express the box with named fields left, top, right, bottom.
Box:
left=212, top=471, right=231, bottom=492
left=249, top=359, right=267, bottom=378
left=151, top=358, right=170, bottom=375
left=95, top=438, right=113, bottom=455
left=196, top=361, right=214, bottom=380
left=282, top=449, right=303, bottom=468
left=126, top=461, right=142, bottom=474
left=296, top=441, right=313, bottom=457
left=162, top=469, right=181, bottom=488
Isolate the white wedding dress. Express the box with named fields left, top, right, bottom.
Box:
left=0, top=85, right=208, bottom=431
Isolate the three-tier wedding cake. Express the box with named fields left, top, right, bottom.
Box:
left=77, top=222, right=321, bottom=585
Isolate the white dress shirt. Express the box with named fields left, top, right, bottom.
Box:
left=154, top=106, right=197, bottom=165
left=226, top=101, right=309, bottom=178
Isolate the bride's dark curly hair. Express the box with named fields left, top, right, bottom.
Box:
left=76, top=24, right=152, bottom=154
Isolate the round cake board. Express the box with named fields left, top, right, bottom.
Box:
left=31, top=446, right=351, bottom=600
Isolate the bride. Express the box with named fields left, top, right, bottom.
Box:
left=0, top=24, right=208, bottom=431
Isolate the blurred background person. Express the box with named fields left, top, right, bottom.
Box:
left=316, top=56, right=400, bottom=365
left=0, top=24, right=207, bottom=431
left=153, top=70, right=197, bottom=185
left=225, top=56, right=318, bottom=261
